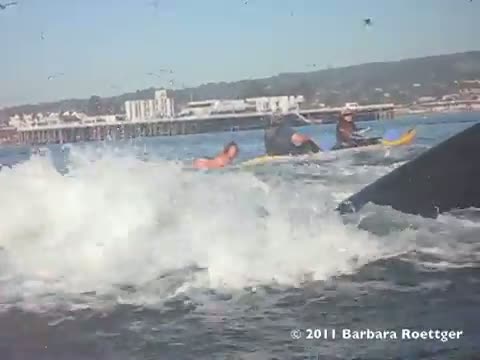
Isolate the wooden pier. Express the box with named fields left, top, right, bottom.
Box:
left=11, top=104, right=395, bottom=146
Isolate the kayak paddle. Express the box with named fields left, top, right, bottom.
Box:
left=355, top=127, right=371, bottom=135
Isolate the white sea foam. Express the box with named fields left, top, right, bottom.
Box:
left=0, top=144, right=476, bottom=311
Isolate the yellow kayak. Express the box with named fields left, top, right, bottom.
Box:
left=241, top=128, right=417, bottom=167
left=381, top=128, right=416, bottom=146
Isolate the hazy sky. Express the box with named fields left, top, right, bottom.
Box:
left=0, top=0, right=478, bottom=107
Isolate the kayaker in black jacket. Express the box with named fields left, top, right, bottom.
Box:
left=264, top=116, right=321, bottom=156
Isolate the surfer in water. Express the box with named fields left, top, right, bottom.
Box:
left=193, top=141, right=239, bottom=169
left=264, top=116, right=321, bottom=156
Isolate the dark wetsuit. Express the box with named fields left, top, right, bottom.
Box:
left=264, top=124, right=317, bottom=156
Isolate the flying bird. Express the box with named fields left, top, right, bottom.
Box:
left=147, top=69, right=173, bottom=77
left=363, top=18, right=372, bottom=27
left=0, top=1, right=17, bottom=10
left=147, top=0, right=159, bottom=8
left=47, top=72, right=64, bottom=80
left=40, top=32, right=45, bottom=40
left=146, top=72, right=163, bottom=78
left=158, top=68, right=174, bottom=74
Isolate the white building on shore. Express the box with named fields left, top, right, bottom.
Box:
left=178, top=95, right=305, bottom=118
left=124, top=89, right=175, bottom=121
left=246, top=95, right=305, bottom=113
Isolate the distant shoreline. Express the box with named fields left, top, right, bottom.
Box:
left=394, top=108, right=480, bottom=117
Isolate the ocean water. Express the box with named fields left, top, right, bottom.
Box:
left=0, top=112, right=479, bottom=360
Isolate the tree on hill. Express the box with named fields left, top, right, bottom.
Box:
left=87, top=95, right=102, bottom=116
